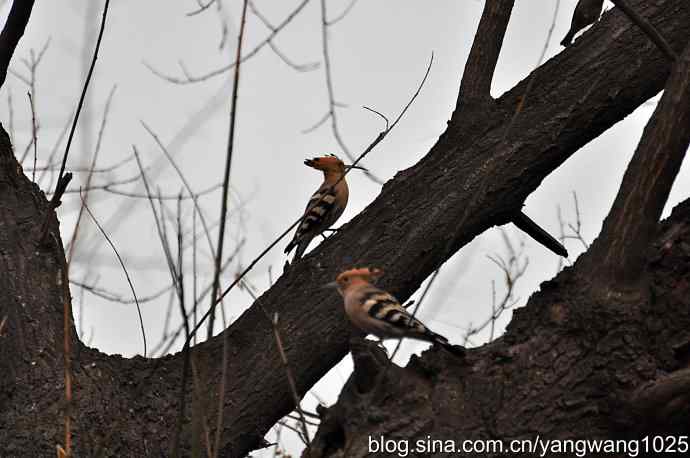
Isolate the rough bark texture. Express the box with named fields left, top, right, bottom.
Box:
left=307, top=36, right=690, bottom=458
left=307, top=199, right=690, bottom=457
left=0, top=0, right=689, bottom=456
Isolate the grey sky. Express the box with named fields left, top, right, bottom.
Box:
left=2, top=0, right=687, bottom=454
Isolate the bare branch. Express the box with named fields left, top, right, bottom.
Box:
left=66, top=85, right=117, bottom=268
left=38, top=0, right=110, bottom=247
left=208, top=0, right=249, bottom=340
left=51, top=0, right=111, bottom=207
left=187, top=0, right=216, bottom=17
left=585, top=43, right=690, bottom=290
left=147, top=0, right=311, bottom=84
left=27, top=91, right=37, bottom=181
left=249, top=1, right=319, bottom=72
left=325, top=0, right=359, bottom=26
left=79, top=189, right=147, bottom=357
left=70, top=279, right=172, bottom=305
left=0, top=0, right=36, bottom=89
left=457, top=0, right=514, bottom=107
left=317, top=0, right=384, bottom=184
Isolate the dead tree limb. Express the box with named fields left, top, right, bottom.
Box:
left=456, top=0, right=514, bottom=108
left=584, top=42, right=690, bottom=291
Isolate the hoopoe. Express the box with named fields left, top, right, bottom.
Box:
left=325, top=267, right=465, bottom=357
left=284, top=154, right=365, bottom=262
left=560, top=0, right=604, bottom=47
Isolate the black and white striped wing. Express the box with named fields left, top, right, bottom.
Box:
left=297, top=187, right=338, bottom=237
left=361, top=289, right=433, bottom=340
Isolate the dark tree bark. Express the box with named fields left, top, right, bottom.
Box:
left=308, top=41, right=690, bottom=456
left=0, top=0, right=689, bottom=456
left=308, top=198, right=690, bottom=457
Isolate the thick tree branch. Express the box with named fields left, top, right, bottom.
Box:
left=456, top=0, right=514, bottom=108
left=610, top=0, right=678, bottom=62
left=585, top=43, right=690, bottom=290
left=0, top=0, right=36, bottom=89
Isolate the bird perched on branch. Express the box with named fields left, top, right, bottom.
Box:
left=560, top=0, right=604, bottom=47
left=285, top=154, right=365, bottom=263
left=325, top=267, right=465, bottom=357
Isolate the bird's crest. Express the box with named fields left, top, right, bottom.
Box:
left=336, top=267, right=384, bottom=283
left=304, top=154, right=345, bottom=171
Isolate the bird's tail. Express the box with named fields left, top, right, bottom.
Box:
left=284, top=238, right=296, bottom=255
left=428, top=332, right=465, bottom=358
left=292, top=240, right=308, bottom=262
left=560, top=31, right=574, bottom=47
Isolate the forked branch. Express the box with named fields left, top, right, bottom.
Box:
left=457, top=0, right=514, bottom=108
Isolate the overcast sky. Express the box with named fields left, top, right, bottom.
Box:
left=2, top=0, right=688, bottom=454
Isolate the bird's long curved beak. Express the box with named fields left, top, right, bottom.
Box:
left=322, top=281, right=339, bottom=290
left=345, top=164, right=368, bottom=171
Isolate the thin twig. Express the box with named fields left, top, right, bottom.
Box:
left=37, top=111, right=73, bottom=187
left=272, top=312, right=311, bottom=446
left=187, top=0, right=216, bottom=17
left=18, top=42, right=49, bottom=165
left=27, top=91, right=37, bottom=181
left=147, top=0, right=311, bottom=84
left=248, top=1, right=319, bottom=72
left=141, top=121, right=217, bottom=260
left=71, top=279, right=172, bottom=305
left=79, top=189, right=147, bottom=357
left=53, top=0, right=110, bottom=203
left=41, top=0, right=110, bottom=245
left=7, top=88, right=14, bottom=147
left=66, top=85, right=117, bottom=268
left=463, top=230, right=528, bottom=344
left=318, top=0, right=383, bottom=184
left=62, top=295, right=72, bottom=457
left=60, top=182, right=221, bottom=200
left=237, top=279, right=313, bottom=447
left=208, top=0, right=249, bottom=341
left=325, top=0, right=359, bottom=26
